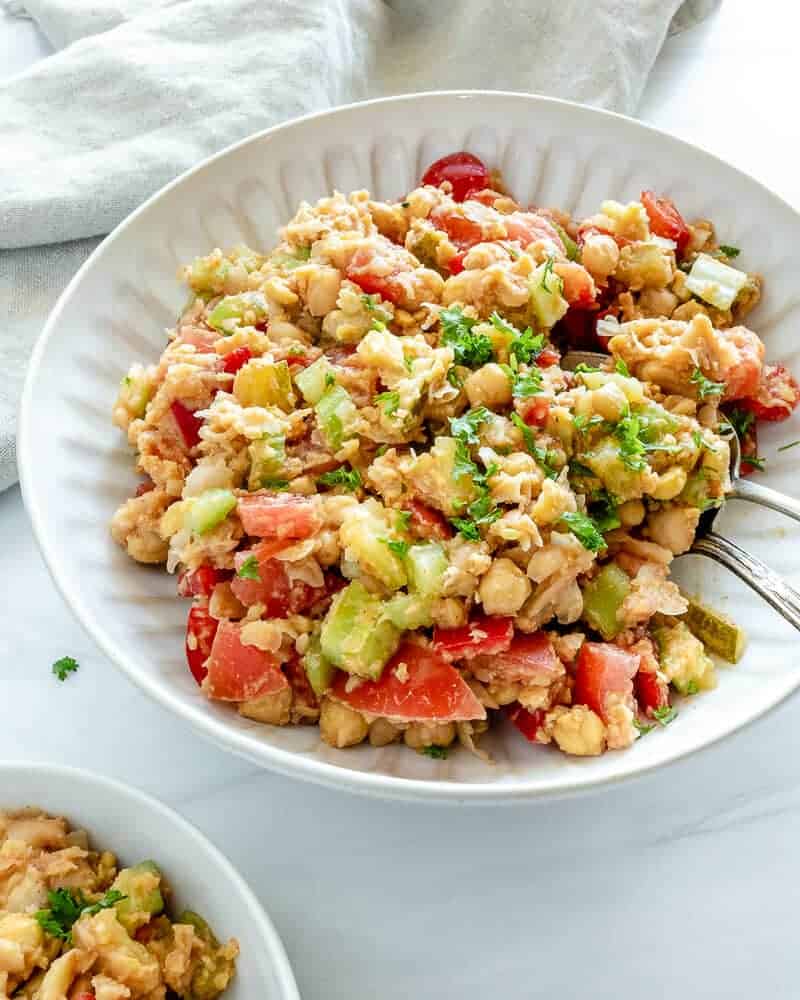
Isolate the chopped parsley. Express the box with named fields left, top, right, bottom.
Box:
left=439, top=306, right=494, bottom=368
left=403, top=354, right=415, bottom=373
left=589, top=490, right=621, bottom=533
left=634, top=718, right=655, bottom=736
left=450, top=406, right=491, bottom=444
left=52, top=656, right=79, bottom=682
left=778, top=440, right=800, bottom=453
left=539, top=255, right=559, bottom=291
left=420, top=745, right=448, bottom=759
left=717, top=244, right=740, bottom=258
left=35, top=889, right=126, bottom=943
left=382, top=538, right=410, bottom=558
left=360, top=293, right=391, bottom=324
left=489, top=312, right=545, bottom=365
left=446, top=367, right=464, bottom=389
left=449, top=459, right=502, bottom=540
left=613, top=412, right=648, bottom=472
left=574, top=362, right=601, bottom=374
left=324, top=372, right=336, bottom=389
left=685, top=680, right=700, bottom=695
left=237, top=556, right=261, bottom=581
left=510, top=412, right=558, bottom=478
left=319, top=465, right=362, bottom=491
left=725, top=407, right=754, bottom=439
left=374, top=390, right=401, bottom=416
left=395, top=510, right=412, bottom=532
left=692, top=429, right=717, bottom=452
left=559, top=511, right=607, bottom=552
left=690, top=368, right=725, bottom=400
left=501, top=364, right=543, bottom=398
left=261, top=478, right=289, bottom=491
left=614, top=358, right=631, bottom=377
left=743, top=453, right=766, bottom=471
left=652, top=705, right=678, bottom=726
left=572, top=413, right=604, bottom=433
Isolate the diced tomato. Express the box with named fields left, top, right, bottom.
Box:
left=634, top=669, right=669, bottom=714
left=346, top=268, right=400, bottom=304
left=331, top=641, right=486, bottom=722
left=448, top=251, right=467, bottom=275
left=430, top=207, right=484, bottom=251
left=185, top=605, right=219, bottom=685
left=520, top=397, right=550, bottom=428
left=467, top=188, right=507, bottom=207
left=221, top=346, right=253, bottom=374
left=433, top=616, right=514, bottom=661
left=421, top=152, right=490, bottom=202
left=641, top=190, right=690, bottom=256
left=408, top=500, right=453, bottom=541
left=553, top=260, right=597, bottom=308
left=504, top=211, right=565, bottom=252
left=202, top=620, right=288, bottom=702
left=135, top=477, right=155, bottom=497
left=170, top=400, right=203, bottom=449
left=237, top=493, right=321, bottom=540
left=535, top=347, right=560, bottom=368
left=177, top=325, right=218, bottom=352
left=573, top=641, right=640, bottom=722
left=231, top=545, right=327, bottom=616
left=506, top=704, right=546, bottom=743
left=715, top=326, right=764, bottom=402
left=177, top=564, right=223, bottom=598
left=475, top=632, right=561, bottom=686
left=345, top=246, right=412, bottom=305
left=740, top=363, right=800, bottom=422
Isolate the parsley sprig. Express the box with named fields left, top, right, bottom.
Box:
left=690, top=368, right=726, bottom=400
left=52, top=656, right=79, bottom=682
left=237, top=555, right=261, bottom=581
left=374, top=390, right=401, bottom=416
left=559, top=511, right=607, bottom=552
left=439, top=306, right=494, bottom=368
left=319, top=465, right=362, bottom=491
left=35, top=888, right=126, bottom=943
left=488, top=312, right=545, bottom=365
left=510, top=412, right=559, bottom=479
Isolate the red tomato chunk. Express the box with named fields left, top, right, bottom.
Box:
left=634, top=669, right=669, bottom=714
left=332, top=642, right=486, bottom=722
left=408, top=500, right=453, bottom=541
left=573, top=642, right=640, bottom=722
left=507, top=704, right=546, bottom=743
left=237, top=493, right=321, bottom=540
left=221, top=346, right=253, bottom=374
left=185, top=605, right=218, bottom=685
left=641, top=189, right=690, bottom=256
left=231, top=545, right=327, bottom=616
left=202, top=620, right=288, bottom=702
left=476, top=632, right=561, bottom=686
left=422, top=152, right=490, bottom=202
left=170, top=400, right=203, bottom=449
left=433, top=615, right=514, bottom=661
left=741, top=363, right=800, bottom=422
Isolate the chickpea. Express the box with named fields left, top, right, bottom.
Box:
left=551, top=706, right=606, bottom=756
left=638, top=287, right=678, bottom=317
left=580, top=233, right=619, bottom=280
left=430, top=597, right=468, bottom=629
left=646, top=506, right=700, bottom=555
left=239, top=688, right=292, bottom=726
left=319, top=699, right=369, bottom=748
left=369, top=718, right=402, bottom=747
left=305, top=266, right=342, bottom=317
left=618, top=499, right=646, bottom=527
left=404, top=721, right=456, bottom=749
left=464, top=363, right=513, bottom=409
left=589, top=382, right=628, bottom=422
left=649, top=465, right=687, bottom=501
left=478, top=557, right=533, bottom=615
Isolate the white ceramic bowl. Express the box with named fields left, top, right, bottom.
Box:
left=19, top=91, right=800, bottom=802
left=0, top=761, right=299, bottom=999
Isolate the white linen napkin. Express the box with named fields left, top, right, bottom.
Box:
left=0, top=0, right=715, bottom=491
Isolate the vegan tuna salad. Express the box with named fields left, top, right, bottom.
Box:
left=0, top=809, right=237, bottom=999
left=110, top=151, right=799, bottom=759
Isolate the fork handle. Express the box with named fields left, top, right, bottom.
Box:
left=691, top=531, right=800, bottom=633
left=730, top=477, right=800, bottom=525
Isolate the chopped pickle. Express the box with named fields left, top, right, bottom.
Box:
left=681, top=593, right=747, bottom=663
left=654, top=621, right=717, bottom=695
left=320, top=581, right=401, bottom=679
left=302, top=632, right=337, bottom=696
left=112, top=861, right=164, bottom=933
left=383, top=592, right=433, bottom=630
left=207, top=291, right=268, bottom=333
left=582, top=563, right=631, bottom=639
left=295, top=356, right=335, bottom=405
left=315, top=384, right=358, bottom=450
left=339, top=500, right=408, bottom=591
left=177, top=910, right=238, bottom=1000
left=405, top=542, right=448, bottom=598
left=233, top=358, right=295, bottom=411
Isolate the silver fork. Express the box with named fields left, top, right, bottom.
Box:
left=562, top=350, right=800, bottom=631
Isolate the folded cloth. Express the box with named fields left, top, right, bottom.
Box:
left=0, top=0, right=714, bottom=491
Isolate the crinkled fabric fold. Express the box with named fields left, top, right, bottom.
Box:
left=1, top=0, right=712, bottom=490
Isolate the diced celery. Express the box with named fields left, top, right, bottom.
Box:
left=552, top=221, right=580, bottom=262
left=233, top=359, right=294, bottom=411
left=583, top=436, right=649, bottom=502
left=320, top=581, right=401, bottom=679
left=383, top=592, right=433, bottom=630
left=295, top=357, right=334, bottom=405
left=582, top=563, right=631, bottom=639
left=681, top=594, right=746, bottom=663
left=339, top=500, right=408, bottom=591
left=118, top=367, right=152, bottom=419
left=247, top=434, right=286, bottom=490
left=207, top=291, right=268, bottom=333
left=685, top=252, right=749, bottom=311
left=579, top=369, right=646, bottom=405
left=177, top=910, right=217, bottom=946
left=406, top=542, right=448, bottom=598
left=112, top=861, right=164, bottom=932
left=636, top=401, right=679, bottom=440
left=315, top=384, right=358, bottom=451
left=654, top=622, right=717, bottom=695
left=679, top=471, right=718, bottom=510
left=302, top=633, right=337, bottom=696
left=189, top=488, right=236, bottom=534
left=529, top=259, right=568, bottom=329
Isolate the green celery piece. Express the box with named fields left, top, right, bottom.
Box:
left=120, top=371, right=152, bottom=419
left=383, top=592, right=432, bottom=630
left=685, top=252, right=748, bottom=311
left=295, top=357, right=334, bottom=405
left=247, top=434, right=286, bottom=490
left=340, top=506, right=408, bottom=591
left=302, top=633, right=337, bottom=696
left=233, top=359, right=294, bottom=411
left=582, top=563, right=631, bottom=639
left=320, top=581, right=401, bottom=679
left=207, top=291, right=268, bottom=333
left=315, top=384, right=358, bottom=451
left=405, top=542, right=448, bottom=598
left=529, top=259, right=568, bottom=329
left=190, top=489, right=236, bottom=534
left=111, top=861, right=164, bottom=933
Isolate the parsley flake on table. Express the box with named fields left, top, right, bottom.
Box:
left=690, top=367, right=726, bottom=399
left=319, top=465, right=362, bottom=491
left=237, top=555, right=261, bottom=580
left=52, top=656, right=79, bottom=682
left=559, top=511, right=607, bottom=553
left=439, top=306, right=494, bottom=367
left=717, top=244, right=740, bottom=258
left=777, top=440, right=800, bottom=453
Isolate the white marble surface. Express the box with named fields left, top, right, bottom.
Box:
left=3, top=2, right=800, bottom=996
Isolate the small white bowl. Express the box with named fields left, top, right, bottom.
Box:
left=0, top=761, right=299, bottom=1000
left=19, top=91, right=800, bottom=801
